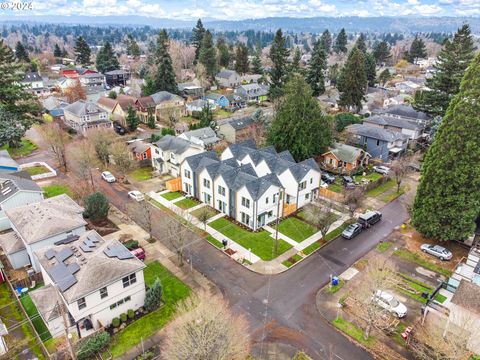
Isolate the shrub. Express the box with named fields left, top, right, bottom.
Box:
left=123, top=240, right=139, bottom=250
left=120, top=313, right=127, bottom=323
left=127, top=309, right=134, bottom=319
left=84, top=192, right=110, bottom=222
left=76, top=331, right=110, bottom=360
left=161, top=127, right=175, bottom=136
left=144, top=278, right=162, bottom=312
left=67, top=128, right=77, bottom=135
left=112, top=317, right=120, bottom=328
left=334, top=113, right=362, bottom=132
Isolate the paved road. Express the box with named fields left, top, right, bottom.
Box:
left=94, top=177, right=409, bottom=359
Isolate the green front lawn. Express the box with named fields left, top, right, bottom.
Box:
left=332, top=317, right=375, bottom=347
left=381, top=187, right=406, bottom=202
left=108, top=261, right=190, bottom=357
left=213, top=109, right=232, bottom=119
left=205, top=235, right=223, bottom=248
left=396, top=273, right=447, bottom=304
left=129, top=167, right=152, bottom=181
left=282, top=253, right=303, bottom=268
left=327, top=279, right=345, bottom=294
left=302, top=223, right=348, bottom=255
left=190, top=206, right=217, bottom=221
left=366, top=179, right=396, bottom=197
left=376, top=241, right=393, bottom=253
left=208, top=217, right=292, bottom=261
left=275, top=217, right=318, bottom=242
left=41, top=184, right=73, bottom=198
left=0, top=139, right=37, bottom=158
left=354, top=172, right=383, bottom=183
left=25, top=165, right=50, bottom=176
left=393, top=249, right=452, bottom=277
left=20, top=293, right=52, bottom=342
left=175, top=197, right=201, bottom=210
left=328, top=182, right=343, bottom=193
left=161, top=191, right=184, bottom=201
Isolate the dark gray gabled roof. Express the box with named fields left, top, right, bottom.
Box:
left=23, top=72, right=42, bottom=82
left=150, top=91, right=183, bottom=104
left=364, top=115, right=424, bottom=131
left=184, top=151, right=218, bottom=172
left=227, top=116, right=254, bottom=130
left=64, top=100, right=106, bottom=117
left=245, top=173, right=282, bottom=200
left=278, top=150, right=295, bottom=162
left=216, top=70, right=239, bottom=79
left=153, top=135, right=192, bottom=155
left=348, top=124, right=410, bottom=143
left=0, top=171, right=42, bottom=203
left=181, top=127, right=220, bottom=146
left=374, top=104, right=430, bottom=121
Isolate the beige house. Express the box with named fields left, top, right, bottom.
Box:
left=111, top=94, right=136, bottom=127
left=150, top=91, right=186, bottom=123
left=63, top=101, right=111, bottom=135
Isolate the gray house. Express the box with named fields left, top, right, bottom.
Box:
left=217, top=116, right=254, bottom=144
left=346, top=124, right=409, bottom=161
left=64, top=101, right=112, bottom=135
left=363, top=115, right=426, bottom=141
left=235, top=83, right=269, bottom=103
left=178, top=127, right=220, bottom=149
left=215, top=70, right=241, bottom=88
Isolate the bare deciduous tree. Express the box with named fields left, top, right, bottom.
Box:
left=127, top=200, right=154, bottom=241
left=165, top=209, right=194, bottom=267
left=303, top=202, right=337, bottom=239
left=196, top=207, right=211, bottom=230
left=67, top=139, right=98, bottom=190
left=162, top=291, right=250, bottom=360
left=343, top=186, right=364, bottom=218
left=40, top=122, right=68, bottom=172
left=87, top=128, right=117, bottom=167
left=390, top=156, right=410, bottom=193
left=108, top=141, right=138, bottom=183
left=63, top=79, right=86, bottom=103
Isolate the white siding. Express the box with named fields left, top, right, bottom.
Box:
left=180, top=161, right=194, bottom=196
left=213, top=176, right=230, bottom=216
left=297, top=169, right=320, bottom=208
left=198, top=168, right=214, bottom=206
left=7, top=249, right=30, bottom=269
left=255, top=185, right=282, bottom=228
left=277, top=169, right=299, bottom=204
left=235, top=187, right=254, bottom=228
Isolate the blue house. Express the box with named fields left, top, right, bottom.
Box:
left=346, top=124, right=409, bottom=162
left=205, top=93, right=230, bottom=108
left=0, top=150, right=19, bottom=172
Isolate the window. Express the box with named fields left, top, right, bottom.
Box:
left=124, top=296, right=131, bottom=303
left=117, top=299, right=124, bottom=306
left=265, top=197, right=269, bottom=204
left=218, top=185, right=225, bottom=196
left=305, top=193, right=310, bottom=200
left=110, top=303, right=117, bottom=310
left=310, top=178, right=313, bottom=184
left=203, top=178, right=210, bottom=188
left=241, top=197, right=250, bottom=208
left=376, top=139, right=380, bottom=146
left=142, top=152, right=147, bottom=160
left=100, top=287, right=108, bottom=299
left=241, top=212, right=250, bottom=225
left=184, top=169, right=191, bottom=179
left=78, top=297, right=86, bottom=310
left=299, top=181, right=307, bottom=190
left=122, top=273, right=137, bottom=288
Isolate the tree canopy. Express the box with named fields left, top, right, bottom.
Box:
left=320, top=30, right=332, bottom=53
left=306, top=40, right=327, bottom=96
left=338, top=47, right=367, bottom=112
left=412, top=52, right=480, bottom=241
left=267, top=74, right=332, bottom=161
left=198, top=30, right=217, bottom=81
left=405, top=36, right=427, bottom=64
left=95, top=42, right=119, bottom=74
left=75, top=36, right=91, bottom=65
left=334, top=28, right=348, bottom=54
left=152, top=30, right=178, bottom=94
left=234, top=42, right=249, bottom=74
left=269, top=29, right=290, bottom=98
left=192, top=19, right=206, bottom=61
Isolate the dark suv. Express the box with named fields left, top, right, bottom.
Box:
left=342, top=223, right=363, bottom=239
left=342, top=176, right=355, bottom=189
left=321, top=172, right=336, bottom=184
left=113, top=122, right=126, bottom=135
left=358, top=211, right=382, bottom=228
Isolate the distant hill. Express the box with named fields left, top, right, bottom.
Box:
left=1, top=15, right=480, bottom=33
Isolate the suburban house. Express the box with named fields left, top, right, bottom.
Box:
left=128, top=141, right=152, bottom=162
left=135, top=96, right=156, bottom=123
left=215, top=70, right=241, bottom=88
left=225, top=93, right=245, bottom=109
left=79, top=72, right=105, bottom=88
left=21, top=72, right=48, bottom=97
left=151, top=135, right=204, bottom=177
left=217, top=116, right=254, bottom=143
left=105, top=70, right=130, bottom=87
left=319, top=143, right=370, bottom=174
left=30, top=230, right=145, bottom=338
left=180, top=140, right=321, bottom=230
left=346, top=124, right=409, bottom=162
left=64, top=100, right=112, bottom=134
left=362, top=115, right=426, bottom=142
left=0, top=194, right=86, bottom=272
left=0, top=151, right=19, bottom=172
left=61, top=68, right=97, bottom=79
left=111, top=94, right=136, bottom=126
left=0, top=171, right=44, bottom=231
left=42, top=96, right=69, bottom=120
left=186, top=99, right=216, bottom=114
left=56, top=77, right=78, bottom=91
left=235, top=83, right=269, bottom=103
left=178, top=127, right=220, bottom=149
left=178, top=82, right=203, bottom=100
left=150, top=91, right=186, bottom=123
left=374, top=104, right=431, bottom=126
left=205, top=93, right=230, bottom=108
left=97, top=96, right=118, bottom=117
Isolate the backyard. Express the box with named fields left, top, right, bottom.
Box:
left=19, top=292, right=52, bottom=342
left=274, top=217, right=318, bottom=242
left=129, top=167, right=153, bottom=182
left=208, top=217, right=293, bottom=260
left=0, top=139, right=37, bottom=158
left=107, top=261, right=190, bottom=357
left=174, top=197, right=201, bottom=210
left=24, top=165, right=50, bottom=176
left=41, top=184, right=73, bottom=198
left=161, top=191, right=184, bottom=201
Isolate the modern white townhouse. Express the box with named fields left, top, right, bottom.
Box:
left=180, top=140, right=321, bottom=230
left=31, top=230, right=146, bottom=338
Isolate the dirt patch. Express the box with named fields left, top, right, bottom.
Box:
left=86, top=217, right=120, bottom=236
left=225, top=248, right=236, bottom=256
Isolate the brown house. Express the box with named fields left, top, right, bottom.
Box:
left=320, top=142, right=370, bottom=174
left=112, top=94, right=136, bottom=126
left=135, top=96, right=156, bottom=123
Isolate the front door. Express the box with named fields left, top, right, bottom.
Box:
left=257, top=213, right=266, bottom=227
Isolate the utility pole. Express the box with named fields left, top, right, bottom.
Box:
left=55, top=285, right=76, bottom=360
left=274, top=188, right=283, bottom=256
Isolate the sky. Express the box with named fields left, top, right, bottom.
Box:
left=0, top=0, right=479, bottom=20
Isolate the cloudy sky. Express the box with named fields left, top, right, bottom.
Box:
left=1, top=0, right=479, bottom=20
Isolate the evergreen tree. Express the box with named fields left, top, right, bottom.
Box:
left=355, top=33, right=367, bottom=53
left=153, top=30, right=177, bottom=94
left=198, top=30, right=217, bottom=81
left=334, top=28, right=348, bottom=54
left=84, top=192, right=110, bottom=222
left=192, top=19, right=206, bottom=62
left=269, top=29, right=290, bottom=98
left=373, top=40, right=391, bottom=65
left=338, top=47, right=367, bottom=112
left=216, top=37, right=230, bottom=68
left=142, top=75, right=156, bottom=96
left=234, top=43, right=249, bottom=74
left=306, top=40, right=327, bottom=96
left=406, top=35, right=427, bottom=64
left=126, top=34, right=141, bottom=57
left=75, top=36, right=91, bottom=66
left=251, top=45, right=263, bottom=74
left=95, top=42, right=119, bottom=74
left=412, top=53, right=480, bottom=241
left=144, top=278, right=163, bottom=312
left=377, top=68, right=392, bottom=86
left=365, top=52, right=377, bottom=87
left=320, top=29, right=332, bottom=53
left=413, top=24, right=476, bottom=118
left=267, top=74, right=332, bottom=161
left=126, top=105, right=138, bottom=131
left=53, top=43, right=62, bottom=58
left=61, top=47, right=68, bottom=58
left=328, top=64, right=340, bottom=87
left=147, top=111, right=156, bottom=129
left=15, top=41, right=29, bottom=62
left=290, top=47, right=302, bottom=74
left=0, top=40, right=36, bottom=148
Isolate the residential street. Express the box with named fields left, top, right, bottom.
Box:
left=93, top=175, right=409, bottom=359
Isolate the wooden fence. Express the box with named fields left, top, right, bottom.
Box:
left=165, top=177, right=182, bottom=192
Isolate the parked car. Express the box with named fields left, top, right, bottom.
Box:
left=113, top=121, right=126, bottom=135
left=372, top=290, right=407, bottom=318
left=101, top=171, right=116, bottom=183
left=128, top=190, right=145, bottom=201
left=373, top=166, right=390, bottom=175
left=130, top=247, right=146, bottom=261
left=320, top=180, right=329, bottom=189
left=358, top=211, right=382, bottom=228
left=322, top=173, right=336, bottom=184
left=342, top=176, right=355, bottom=188
left=420, top=244, right=453, bottom=261
left=342, top=223, right=363, bottom=239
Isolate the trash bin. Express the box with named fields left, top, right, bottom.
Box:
left=332, top=276, right=339, bottom=286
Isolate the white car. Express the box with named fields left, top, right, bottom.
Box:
left=420, top=244, right=453, bottom=261
left=128, top=190, right=145, bottom=201
left=320, top=180, right=329, bottom=189
left=373, top=166, right=390, bottom=175
left=372, top=290, right=407, bottom=318
left=101, top=171, right=116, bottom=183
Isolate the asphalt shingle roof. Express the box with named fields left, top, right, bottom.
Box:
left=375, top=104, right=430, bottom=121
left=364, top=115, right=423, bottom=131
left=64, top=100, right=106, bottom=117
left=0, top=171, right=42, bottom=203
left=150, top=91, right=183, bottom=104
left=153, top=135, right=192, bottom=155
left=216, top=70, right=239, bottom=79
left=348, top=124, right=409, bottom=143
left=324, top=143, right=368, bottom=164
left=451, top=280, right=480, bottom=315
